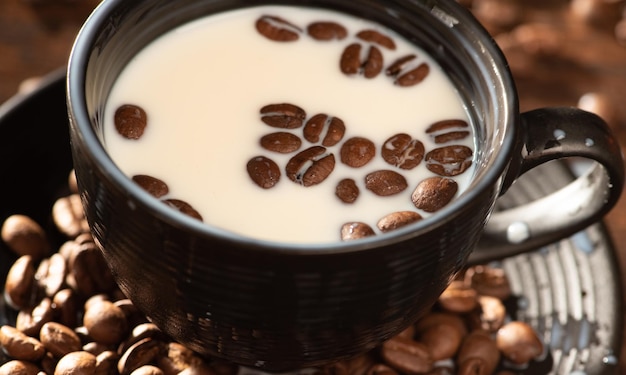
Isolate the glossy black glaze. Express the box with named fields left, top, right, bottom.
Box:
left=66, top=0, right=623, bottom=370
left=473, top=107, right=625, bottom=263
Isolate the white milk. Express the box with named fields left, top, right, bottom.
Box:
left=103, top=5, right=475, bottom=244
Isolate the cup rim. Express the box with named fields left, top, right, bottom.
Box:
left=66, top=0, right=518, bottom=254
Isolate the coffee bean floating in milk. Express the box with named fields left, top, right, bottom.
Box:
left=105, top=5, right=476, bottom=243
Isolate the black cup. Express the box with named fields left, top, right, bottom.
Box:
left=67, top=0, right=624, bottom=370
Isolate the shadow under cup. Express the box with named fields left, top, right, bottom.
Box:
left=67, top=0, right=518, bottom=370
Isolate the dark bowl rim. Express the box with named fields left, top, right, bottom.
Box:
left=66, top=0, right=519, bottom=255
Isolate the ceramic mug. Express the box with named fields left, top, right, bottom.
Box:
left=67, top=0, right=624, bottom=370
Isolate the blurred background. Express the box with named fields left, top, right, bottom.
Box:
left=1, top=0, right=625, bottom=372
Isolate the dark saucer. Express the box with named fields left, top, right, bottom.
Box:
left=0, top=70, right=622, bottom=374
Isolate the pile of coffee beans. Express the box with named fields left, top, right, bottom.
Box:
left=1, top=171, right=544, bottom=375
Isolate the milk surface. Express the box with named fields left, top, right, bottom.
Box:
left=103, top=5, right=475, bottom=244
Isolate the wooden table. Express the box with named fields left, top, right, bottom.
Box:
left=2, top=0, right=626, bottom=372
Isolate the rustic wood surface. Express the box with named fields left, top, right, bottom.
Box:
left=1, top=0, right=626, bottom=372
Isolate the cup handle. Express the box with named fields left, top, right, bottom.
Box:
left=470, top=107, right=625, bottom=264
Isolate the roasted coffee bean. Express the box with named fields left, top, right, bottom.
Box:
left=40, top=322, right=82, bottom=358
left=74, top=231, right=95, bottom=246
left=381, top=337, right=433, bottom=374
left=496, top=321, right=544, bottom=365
left=132, top=175, right=169, bottom=198
left=285, top=146, right=335, bottom=186
left=386, top=55, right=430, bottom=87
left=365, top=170, right=408, bottom=196
left=438, top=280, right=478, bottom=313
left=67, top=241, right=116, bottom=298
left=425, top=145, right=473, bottom=176
left=4, top=255, right=37, bottom=310
left=418, top=322, right=464, bottom=361
left=247, top=156, right=281, bottom=189
left=0, top=360, right=41, bottom=375
left=307, top=21, right=348, bottom=40
left=40, top=351, right=57, bottom=375
left=616, top=19, right=626, bottom=46
left=362, top=46, right=384, bottom=78
left=340, top=43, right=362, bottom=75
left=340, top=43, right=384, bottom=78
left=416, top=311, right=467, bottom=333
left=303, top=114, right=346, bottom=146
left=336, top=178, right=359, bottom=204
left=118, top=338, right=166, bottom=375
left=340, top=222, right=376, bottom=241
left=340, top=137, right=376, bottom=168
left=431, top=130, right=471, bottom=144
left=156, top=342, right=203, bottom=374
left=381, top=133, right=425, bottom=170
left=425, top=366, right=455, bottom=375
left=471, top=0, right=522, bottom=33
left=478, top=296, right=506, bottom=332
left=82, top=341, right=111, bottom=356
left=74, top=326, right=91, bottom=342
left=16, top=297, right=54, bottom=337
left=119, top=323, right=167, bottom=355
left=465, top=265, right=512, bottom=300
left=457, top=330, right=500, bottom=375
left=54, top=351, right=97, bottom=375
left=426, top=119, right=471, bottom=144
left=395, top=325, right=416, bottom=341
left=52, top=289, right=79, bottom=329
left=503, top=22, right=563, bottom=57
left=377, top=211, right=422, bottom=233
left=83, top=300, right=128, bottom=346
left=178, top=362, right=218, bottom=375
left=571, top=0, right=623, bottom=30
left=260, top=132, right=302, bottom=153
left=114, top=299, right=149, bottom=329
left=260, top=103, right=306, bottom=129
left=356, top=29, right=396, bottom=50
left=385, top=55, right=415, bottom=76
left=95, top=350, right=120, bottom=375
left=425, top=119, right=469, bottom=132
left=578, top=92, right=621, bottom=128
left=256, top=15, right=302, bottom=41
left=52, top=194, right=90, bottom=238
left=394, top=63, right=429, bottom=87
left=367, top=363, right=399, bottom=375
left=345, top=354, right=376, bottom=375
left=162, top=199, right=203, bottom=221
left=131, top=365, right=164, bottom=375
left=1, top=214, right=49, bottom=259
left=0, top=325, right=45, bottom=362
left=411, top=177, right=458, bottom=213
left=83, top=293, right=110, bottom=312
left=35, top=252, right=66, bottom=298
left=457, top=357, right=488, bottom=375
left=115, top=104, right=147, bottom=140
left=415, top=313, right=468, bottom=362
